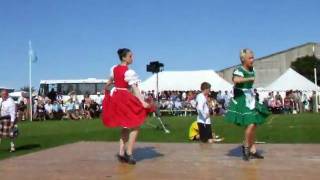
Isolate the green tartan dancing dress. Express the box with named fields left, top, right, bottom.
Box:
left=225, top=66, right=270, bottom=127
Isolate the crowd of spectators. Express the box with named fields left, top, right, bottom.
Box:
left=144, top=89, right=320, bottom=116
left=142, top=90, right=232, bottom=116
left=15, top=89, right=104, bottom=121
left=263, top=90, right=319, bottom=114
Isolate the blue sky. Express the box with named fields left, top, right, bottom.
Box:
left=1, top=0, right=320, bottom=89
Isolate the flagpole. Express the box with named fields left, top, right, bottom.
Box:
left=29, top=41, right=33, bottom=121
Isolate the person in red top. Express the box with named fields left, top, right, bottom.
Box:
left=102, top=48, right=151, bottom=165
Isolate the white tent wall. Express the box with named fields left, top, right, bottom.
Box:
left=265, top=68, right=320, bottom=92
left=140, top=70, right=233, bottom=92
left=256, top=68, right=319, bottom=106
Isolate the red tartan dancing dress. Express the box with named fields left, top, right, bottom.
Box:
left=102, top=65, right=151, bottom=128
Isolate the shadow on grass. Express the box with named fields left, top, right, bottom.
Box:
left=134, top=146, right=164, bottom=162
left=227, top=145, right=264, bottom=157
left=15, top=144, right=41, bottom=151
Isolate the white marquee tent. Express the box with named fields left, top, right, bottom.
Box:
left=140, top=70, right=233, bottom=92
left=265, top=68, right=320, bottom=91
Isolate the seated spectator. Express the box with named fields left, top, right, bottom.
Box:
left=52, top=100, right=63, bottom=119
left=275, top=92, right=283, bottom=102
left=64, top=99, right=80, bottom=120
left=159, top=99, right=167, bottom=110
left=74, top=100, right=83, bottom=119
left=267, top=92, right=275, bottom=108
left=36, top=101, right=46, bottom=121
left=173, top=98, right=183, bottom=116
left=216, top=91, right=225, bottom=106
left=83, top=94, right=92, bottom=119
left=182, top=91, right=187, bottom=101
left=268, top=92, right=283, bottom=114
left=189, top=99, right=197, bottom=109
left=283, top=92, right=293, bottom=114
left=89, top=101, right=100, bottom=118
left=95, top=92, right=103, bottom=110
left=44, top=100, right=54, bottom=120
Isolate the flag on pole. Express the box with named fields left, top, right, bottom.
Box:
left=29, top=41, right=38, bottom=63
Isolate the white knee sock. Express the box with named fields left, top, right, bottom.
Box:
left=10, top=141, right=15, bottom=149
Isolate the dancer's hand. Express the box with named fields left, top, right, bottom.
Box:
left=248, top=77, right=255, bottom=82
left=142, top=101, right=151, bottom=109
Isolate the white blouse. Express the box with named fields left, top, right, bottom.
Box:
left=0, top=97, right=16, bottom=122
left=124, top=69, right=141, bottom=85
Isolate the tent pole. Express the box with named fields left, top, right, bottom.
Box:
left=29, top=41, right=33, bottom=122
left=315, top=68, right=318, bottom=113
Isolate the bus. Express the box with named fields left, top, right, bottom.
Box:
left=0, top=87, right=14, bottom=93
left=39, top=78, right=107, bottom=101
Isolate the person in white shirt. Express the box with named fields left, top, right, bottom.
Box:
left=182, top=92, right=187, bottom=101
left=95, top=92, right=104, bottom=110
left=223, top=90, right=231, bottom=109
left=0, top=90, right=17, bottom=152
left=44, top=100, right=53, bottom=119
left=196, top=82, right=214, bottom=143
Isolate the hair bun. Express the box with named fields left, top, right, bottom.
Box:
left=117, top=48, right=131, bottom=61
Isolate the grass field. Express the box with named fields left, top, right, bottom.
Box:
left=0, top=113, right=320, bottom=160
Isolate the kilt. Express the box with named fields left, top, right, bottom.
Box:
left=0, top=118, right=18, bottom=139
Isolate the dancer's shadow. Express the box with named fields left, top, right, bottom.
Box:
left=15, top=144, right=41, bottom=151
left=226, top=145, right=264, bottom=157
left=134, top=146, right=164, bottom=162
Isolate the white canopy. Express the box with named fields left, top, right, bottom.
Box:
left=40, top=78, right=107, bottom=84
left=265, top=68, right=320, bottom=91
left=140, top=70, right=232, bottom=92
left=9, top=91, right=27, bottom=97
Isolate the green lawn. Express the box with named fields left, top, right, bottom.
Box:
left=0, top=113, right=320, bottom=160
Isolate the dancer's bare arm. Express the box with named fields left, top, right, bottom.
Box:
left=131, top=84, right=150, bottom=108
left=233, top=76, right=255, bottom=84
left=104, top=77, right=114, bottom=90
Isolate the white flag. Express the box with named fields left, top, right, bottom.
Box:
left=29, top=41, right=38, bottom=63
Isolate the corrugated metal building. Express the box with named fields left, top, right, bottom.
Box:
left=218, top=42, right=320, bottom=87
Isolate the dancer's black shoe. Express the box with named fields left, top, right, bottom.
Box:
left=116, top=154, right=127, bottom=163
left=125, top=152, right=136, bottom=165
left=250, top=151, right=264, bottom=159
left=242, top=145, right=250, bottom=161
